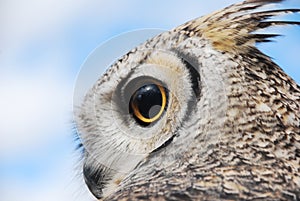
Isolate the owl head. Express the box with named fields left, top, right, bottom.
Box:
left=74, top=0, right=300, bottom=199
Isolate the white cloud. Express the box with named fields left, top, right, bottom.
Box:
left=1, top=151, right=95, bottom=201
left=1, top=0, right=81, bottom=51
left=0, top=68, right=72, bottom=154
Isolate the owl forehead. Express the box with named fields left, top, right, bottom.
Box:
left=98, top=30, right=207, bottom=81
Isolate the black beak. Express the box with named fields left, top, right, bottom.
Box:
left=83, top=162, right=106, bottom=199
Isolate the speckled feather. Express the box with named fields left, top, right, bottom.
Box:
left=76, top=0, right=300, bottom=200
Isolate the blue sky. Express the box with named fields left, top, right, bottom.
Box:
left=0, top=0, right=299, bottom=200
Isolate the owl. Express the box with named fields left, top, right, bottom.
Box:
left=74, top=0, right=300, bottom=200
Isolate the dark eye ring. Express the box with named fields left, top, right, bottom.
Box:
left=129, top=83, right=168, bottom=126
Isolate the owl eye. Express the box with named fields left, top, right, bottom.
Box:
left=129, top=83, right=168, bottom=126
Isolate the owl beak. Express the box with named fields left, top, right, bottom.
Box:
left=83, top=163, right=103, bottom=199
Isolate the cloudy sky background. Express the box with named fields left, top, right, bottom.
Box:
left=0, top=0, right=299, bottom=200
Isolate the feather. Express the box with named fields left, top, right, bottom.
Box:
left=176, top=0, right=300, bottom=53
left=258, top=20, right=300, bottom=28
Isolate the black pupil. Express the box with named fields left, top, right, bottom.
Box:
left=131, top=84, right=163, bottom=119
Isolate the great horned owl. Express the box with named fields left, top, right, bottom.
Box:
left=75, top=0, right=300, bottom=200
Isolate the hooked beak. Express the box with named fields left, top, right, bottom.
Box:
left=83, top=162, right=105, bottom=199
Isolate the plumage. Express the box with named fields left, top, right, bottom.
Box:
left=74, top=0, right=300, bottom=200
